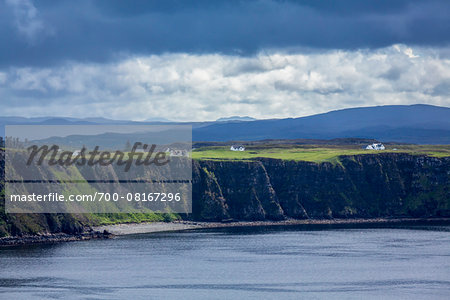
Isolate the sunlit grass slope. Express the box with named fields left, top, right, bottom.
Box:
left=192, top=145, right=450, bottom=163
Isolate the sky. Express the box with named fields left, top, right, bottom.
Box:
left=1, top=0, right=449, bottom=121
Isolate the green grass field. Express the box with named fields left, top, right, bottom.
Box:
left=192, top=144, right=450, bottom=163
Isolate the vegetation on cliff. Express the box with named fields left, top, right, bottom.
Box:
left=192, top=154, right=449, bottom=221
left=0, top=151, right=449, bottom=237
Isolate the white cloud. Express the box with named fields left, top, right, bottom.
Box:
left=0, top=45, right=449, bottom=121
left=5, top=0, right=51, bottom=43
left=0, top=72, right=7, bottom=84
left=394, top=44, right=420, bottom=58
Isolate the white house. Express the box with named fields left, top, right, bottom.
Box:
left=365, top=143, right=385, bottom=150
left=165, top=148, right=189, bottom=157
left=230, top=145, right=245, bottom=151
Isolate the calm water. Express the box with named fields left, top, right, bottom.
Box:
left=1, top=224, right=449, bottom=299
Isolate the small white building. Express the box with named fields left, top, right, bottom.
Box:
left=166, top=148, right=189, bottom=157
left=365, top=143, right=385, bottom=150
left=230, top=145, right=245, bottom=151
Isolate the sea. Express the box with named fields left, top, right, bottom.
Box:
left=0, top=222, right=449, bottom=299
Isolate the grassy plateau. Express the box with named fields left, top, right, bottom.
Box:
left=192, top=144, right=450, bottom=163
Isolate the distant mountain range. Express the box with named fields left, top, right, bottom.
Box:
left=1, top=104, right=449, bottom=144
left=193, top=104, right=450, bottom=144
left=216, top=116, right=256, bottom=122
left=144, top=117, right=173, bottom=122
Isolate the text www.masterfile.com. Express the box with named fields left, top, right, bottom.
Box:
left=9, top=192, right=182, bottom=202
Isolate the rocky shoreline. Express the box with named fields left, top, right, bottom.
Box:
left=0, top=230, right=112, bottom=247
left=96, top=217, right=450, bottom=235
left=1, top=217, right=449, bottom=247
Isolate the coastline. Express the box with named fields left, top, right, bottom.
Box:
left=93, top=217, right=450, bottom=235
left=1, top=217, right=449, bottom=247
left=0, top=230, right=112, bottom=247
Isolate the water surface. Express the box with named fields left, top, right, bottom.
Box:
left=1, top=224, right=449, bottom=299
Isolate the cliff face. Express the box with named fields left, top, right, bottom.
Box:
left=192, top=160, right=285, bottom=221
left=192, top=154, right=450, bottom=221
left=1, top=153, right=449, bottom=236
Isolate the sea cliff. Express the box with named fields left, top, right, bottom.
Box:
left=1, top=153, right=449, bottom=239
left=193, top=154, right=449, bottom=221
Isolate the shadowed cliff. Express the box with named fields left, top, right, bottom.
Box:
left=1, top=153, right=449, bottom=237
left=192, top=154, right=449, bottom=221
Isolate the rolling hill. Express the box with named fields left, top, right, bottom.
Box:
left=192, top=104, right=450, bottom=144
left=1, top=104, right=449, bottom=144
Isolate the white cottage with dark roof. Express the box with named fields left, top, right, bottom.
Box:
left=230, top=145, right=245, bottom=151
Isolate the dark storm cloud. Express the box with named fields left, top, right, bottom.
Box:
left=1, top=0, right=449, bottom=67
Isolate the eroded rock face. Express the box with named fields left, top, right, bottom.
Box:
left=192, top=160, right=285, bottom=221
left=192, top=154, right=450, bottom=221
left=0, top=153, right=449, bottom=236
